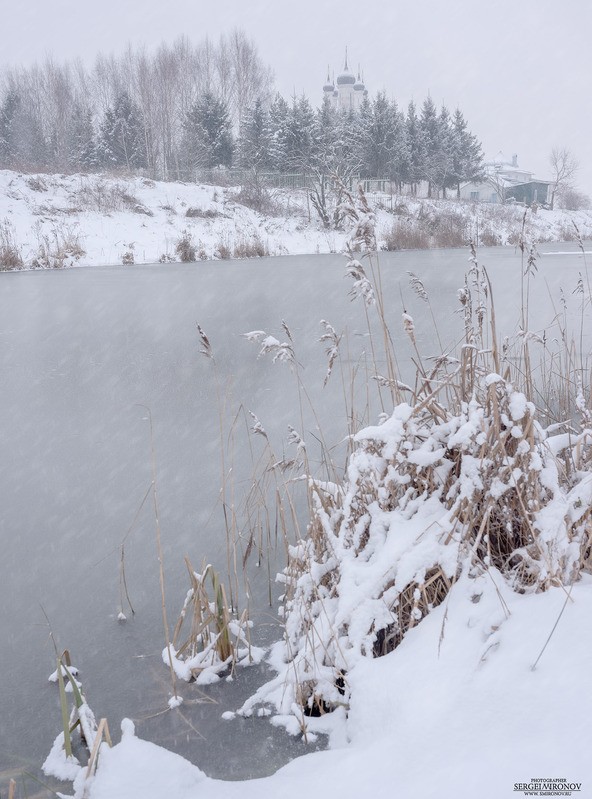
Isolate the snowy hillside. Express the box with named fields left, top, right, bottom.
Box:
left=1, top=170, right=591, bottom=268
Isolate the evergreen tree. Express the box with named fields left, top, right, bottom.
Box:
left=334, top=107, right=364, bottom=178
left=0, top=89, right=20, bottom=167
left=237, top=98, right=270, bottom=171
left=68, top=103, right=99, bottom=171
left=358, top=92, right=407, bottom=182
left=1, top=89, right=48, bottom=169
left=181, top=92, right=233, bottom=172
left=450, top=108, right=484, bottom=198
left=404, top=101, right=426, bottom=195
left=390, top=99, right=410, bottom=189
left=285, top=94, right=316, bottom=173
left=437, top=104, right=454, bottom=198
left=100, top=91, right=147, bottom=170
left=267, top=93, right=290, bottom=173
left=311, top=98, right=362, bottom=178
left=312, top=94, right=338, bottom=172
left=420, top=95, right=445, bottom=198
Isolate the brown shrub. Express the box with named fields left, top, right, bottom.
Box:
left=233, top=235, right=269, bottom=258
left=175, top=231, right=196, bottom=262
left=0, top=221, right=24, bottom=270
left=186, top=207, right=221, bottom=219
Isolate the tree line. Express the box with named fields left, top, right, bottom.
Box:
left=237, top=93, right=483, bottom=198
left=0, top=32, right=273, bottom=180
left=0, top=33, right=484, bottom=197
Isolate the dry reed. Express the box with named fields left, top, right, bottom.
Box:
left=238, top=185, right=592, bottom=722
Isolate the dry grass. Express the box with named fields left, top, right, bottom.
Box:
left=233, top=234, right=269, bottom=259
left=0, top=220, right=24, bottom=270
left=478, top=227, right=502, bottom=246
left=168, top=558, right=258, bottom=683
left=185, top=207, right=221, bottom=219
left=30, top=223, right=85, bottom=269
left=383, top=220, right=431, bottom=250
left=175, top=230, right=196, bottom=262
left=71, top=178, right=152, bottom=216
left=172, top=560, right=233, bottom=668
left=234, top=172, right=281, bottom=215
left=383, top=207, right=469, bottom=250
left=215, top=240, right=232, bottom=260
left=26, top=176, right=49, bottom=193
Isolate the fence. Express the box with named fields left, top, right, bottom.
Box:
left=193, top=169, right=399, bottom=193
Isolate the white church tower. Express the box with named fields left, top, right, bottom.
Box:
left=323, top=49, right=368, bottom=112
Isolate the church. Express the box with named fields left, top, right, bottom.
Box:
left=323, top=51, right=368, bottom=113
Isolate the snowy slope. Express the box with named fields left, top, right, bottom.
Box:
left=1, top=170, right=591, bottom=268
left=86, top=572, right=592, bottom=799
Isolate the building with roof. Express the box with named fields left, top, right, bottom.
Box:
left=460, top=152, right=552, bottom=205
left=323, top=50, right=368, bottom=113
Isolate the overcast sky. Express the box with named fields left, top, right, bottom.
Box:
left=3, top=0, right=592, bottom=193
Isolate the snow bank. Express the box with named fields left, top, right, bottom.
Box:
left=87, top=574, right=592, bottom=799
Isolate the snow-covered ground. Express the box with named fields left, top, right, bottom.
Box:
left=76, top=572, right=591, bottom=799
left=1, top=170, right=591, bottom=268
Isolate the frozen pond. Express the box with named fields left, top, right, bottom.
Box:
left=0, top=243, right=589, bottom=794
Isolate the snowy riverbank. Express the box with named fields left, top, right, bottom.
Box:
left=1, top=170, right=592, bottom=268
left=75, top=573, right=592, bottom=799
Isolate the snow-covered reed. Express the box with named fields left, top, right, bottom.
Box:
left=44, top=651, right=113, bottom=794
left=166, top=559, right=264, bottom=685
left=237, top=185, right=592, bottom=730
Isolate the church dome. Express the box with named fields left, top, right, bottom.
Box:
left=337, top=69, right=355, bottom=86
left=336, top=50, right=355, bottom=85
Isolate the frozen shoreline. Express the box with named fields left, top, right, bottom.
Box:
left=82, top=574, right=592, bottom=799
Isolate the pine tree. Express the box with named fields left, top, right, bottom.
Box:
left=267, top=93, right=290, bottom=173
left=312, top=94, right=337, bottom=173
left=99, top=91, right=147, bottom=170
left=237, top=98, right=270, bottom=171
left=68, top=103, right=99, bottom=171
left=0, top=89, right=20, bottom=167
left=404, top=101, right=426, bottom=195
left=181, top=92, right=233, bottom=173
left=420, top=95, right=445, bottom=198
left=334, top=107, right=364, bottom=179
left=358, top=91, right=407, bottom=182
left=1, top=89, right=48, bottom=169
left=285, top=94, right=316, bottom=173
left=390, top=99, right=410, bottom=189
left=437, top=104, right=454, bottom=198
left=450, top=108, right=484, bottom=198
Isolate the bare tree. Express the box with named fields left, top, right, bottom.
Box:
left=486, top=167, right=508, bottom=204
left=227, top=29, right=274, bottom=125
left=0, top=31, right=273, bottom=177
left=549, top=147, right=579, bottom=210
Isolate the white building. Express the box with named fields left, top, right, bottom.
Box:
left=460, top=152, right=551, bottom=205
left=323, top=51, right=368, bottom=113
